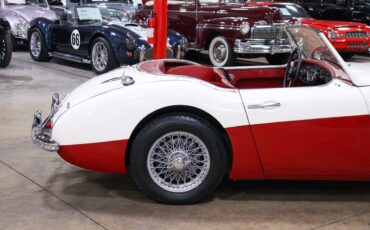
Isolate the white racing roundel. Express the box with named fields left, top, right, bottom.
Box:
left=71, top=29, right=80, bottom=50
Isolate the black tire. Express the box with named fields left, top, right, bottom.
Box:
left=266, top=53, right=290, bottom=65
left=340, top=53, right=355, bottom=60
left=209, top=36, right=235, bottom=67
left=130, top=114, right=227, bottom=204
left=28, top=28, right=51, bottom=61
left=0, top=30, right=12, bottom=68
left=11, top=35, right=17, bottom=51
left=90, top=37, right=118, bottom=75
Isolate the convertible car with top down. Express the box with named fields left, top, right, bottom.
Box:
left=31, top=26, right=370, bottom=204
left=28, top=6, right=187, bottom=74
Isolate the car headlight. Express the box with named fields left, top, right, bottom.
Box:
left=240, top=22, right=250, bottom=35
left=126, top=39, right=136, bottom=50
left=328, top=29, right=336, bottom=39
left=16, top=18, right=29, bottom=34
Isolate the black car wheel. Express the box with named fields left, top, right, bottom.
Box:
left=0, top=30, right=12, bottom=68
left=28, top=28, right=51, bottom=61
left=209, top=36, right=235, bottom=67
left=90, top=37, right=118, bottom=75
left=266, top=53, right=290, bottom=65
left=130, top=114, right=227, bottom=204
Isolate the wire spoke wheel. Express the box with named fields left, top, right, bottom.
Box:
left=30, top=32, right=41, bottom=58
left=147, top=131, right=210, bottom=193
left=92, top=41, right=108, bottom=72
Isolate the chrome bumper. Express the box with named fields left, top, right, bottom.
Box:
left=31, top=93, right=60, bottom=152
left=234, top=39, right=291, bottom=55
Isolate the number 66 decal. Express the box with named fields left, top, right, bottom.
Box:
left=71, top=29, right=80, bottom=50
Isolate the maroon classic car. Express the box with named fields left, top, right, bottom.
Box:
left=133, top=0, right=291, bottom=66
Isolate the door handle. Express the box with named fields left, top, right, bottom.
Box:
left=248, top=102, right=281, bottom=109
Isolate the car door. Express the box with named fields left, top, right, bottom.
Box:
left=240, top=79, right=370, bottom=178
left=52, top=10, right=77, bottom=54
left=52, top=7, right=92, bottom=57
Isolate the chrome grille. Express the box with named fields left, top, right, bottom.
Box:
left=347, top=43, right=368, bottom=47
left=251, top=25, right=286, bottom=40
left=345, top=32, right=367, bottom=38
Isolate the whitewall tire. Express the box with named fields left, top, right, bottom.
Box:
left=209, top=36, right=235, bottom=67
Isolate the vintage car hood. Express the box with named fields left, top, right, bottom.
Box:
left=3, top=5, right=57, bottom=21
left=109, top=21, right=148, bottom=40
left=347, top=62, right=370, bottom=87
left=301, top=18, right=366, bottom=29
left=107, top=21, right=171, bottom=47
left=219, top=6, right=282, bottom=23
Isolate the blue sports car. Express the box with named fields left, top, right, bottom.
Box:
left=28, top=6, right=188, bottom=74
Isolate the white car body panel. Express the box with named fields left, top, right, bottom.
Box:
left=240, top=79, right=369, bottom=125
left=359, top=86, right=370, bottom=112
left=347, top=62, right=370, bottom=87
left=52, top=66, right=249, bottom=146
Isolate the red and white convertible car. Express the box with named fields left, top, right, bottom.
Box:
left=32, top=26, right=370, bottom=204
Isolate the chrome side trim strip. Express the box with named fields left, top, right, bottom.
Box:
left=196, top=24, right=239, bottom=30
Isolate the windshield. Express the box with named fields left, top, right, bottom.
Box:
left=99, top=7, right=130, bottom=22
left=270, top=5, right=310, bottom=18
left=5, top=0, right=47, bottom=6
left=76, top=7, right=103, bottom=24
left=287, top=26, right=351, bottom=82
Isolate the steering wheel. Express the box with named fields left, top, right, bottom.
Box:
left=283, top=46, right=303, bottom=87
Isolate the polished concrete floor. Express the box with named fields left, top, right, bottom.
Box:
left=1, top=51, right=370, bottom=230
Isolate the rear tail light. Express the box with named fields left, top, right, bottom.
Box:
left=46, top=121, right=53, bottom=129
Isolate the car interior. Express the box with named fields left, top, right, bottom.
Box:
left=138, top=59, right=338, bottom=89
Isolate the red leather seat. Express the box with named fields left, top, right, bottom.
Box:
left=166, top=65, right=215, bottom=82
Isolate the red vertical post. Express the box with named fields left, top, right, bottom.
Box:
left=153, top=0, right=168, bottom=59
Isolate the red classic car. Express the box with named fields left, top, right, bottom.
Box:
left=133, top=0, right=292, bottom=67
left=246, top=1, right=370, bottom=59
